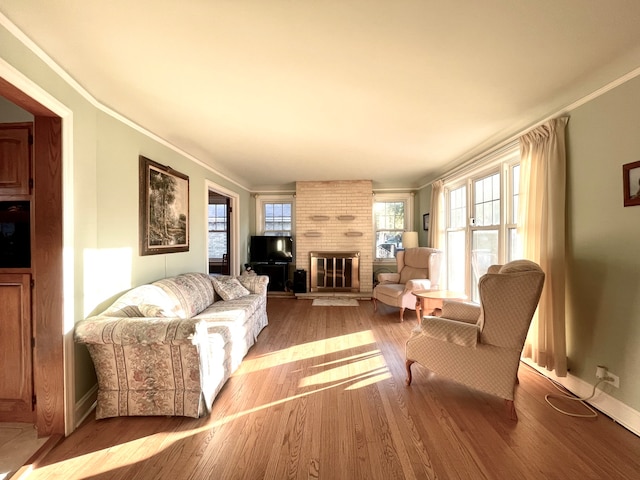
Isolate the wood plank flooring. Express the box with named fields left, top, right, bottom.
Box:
left=0, top=423, right=48, bottom=479
left=18, top=298, right=640, bottom=479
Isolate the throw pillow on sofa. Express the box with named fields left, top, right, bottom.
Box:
left=211, top=277, right=250, bottom=301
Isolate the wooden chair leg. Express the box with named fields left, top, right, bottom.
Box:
left=405, top=359, right=414, bottom=386
left=372, top=297, right=377, bottom=311
left=505, top=399, right=518, bottom=421
left=399, top=307, right=405, bottom=322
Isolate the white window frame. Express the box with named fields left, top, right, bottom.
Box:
left=443, top=146, right=520, bottom=297
left=372, top=192, right=414, bottom=262
left=255, top=194, right=295, bottom=236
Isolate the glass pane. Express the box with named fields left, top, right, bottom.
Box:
left=446, top=230, right=466, bottom=292
left=471, top=230, right=498, bottom=302
left=208, top=204, right=227, bottom=231
left=376, top=231, right=401, bottom=259
left=449, top=186, right=466, bottom=229
left=208, top=231, right=227, bottom=258
left=508, top=227, right=522, bottom=262
left=473, top=173, right=500, bottom=226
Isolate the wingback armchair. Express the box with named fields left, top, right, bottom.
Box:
left=405, top=259, right=545, bottom=420
left=372, top=247, right=443, bottom=322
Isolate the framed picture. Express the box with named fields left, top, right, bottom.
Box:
left=139, top=155, right=189, bottom=255
left=423, top=213, right=430, bottom=231
left=623, top=160, right=640, bottom=207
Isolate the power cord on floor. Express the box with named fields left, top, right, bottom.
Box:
left=522, top=361, right=607, bottom=418
left=544, top=377, right=609, bottom=418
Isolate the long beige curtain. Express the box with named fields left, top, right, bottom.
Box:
left=428, top=179, right=444, bottom=250
left=519, top=117, right=568, bottom=376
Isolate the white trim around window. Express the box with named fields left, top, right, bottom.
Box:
left=443, top=145, right=520, bottom=298
left=373, top=192, right=414, bottom=262
left=255, top=194, right=295, bottom=235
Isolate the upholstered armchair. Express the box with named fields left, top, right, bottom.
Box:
left=405, top=259, right=545, bottom=420
left=372, top=247, right=443, bottom=322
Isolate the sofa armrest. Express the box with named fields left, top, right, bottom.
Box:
left=404, top=279, right=432, bottom=292
left=74, top=316, right=208, bottom=346
left=441, top=301, right=480, bottom=324
left=236, top=274, right=269, bottom=296
left=419, top=316, right=479, bottom=347
left=377, top=272, right=400, bottom=284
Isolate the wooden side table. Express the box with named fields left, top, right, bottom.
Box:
left=412, top=290, right=467, bottom=322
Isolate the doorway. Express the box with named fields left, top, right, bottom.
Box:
left=206, top=182, right=240, bottom=277
left=208, top=191, right=231, bottom=275
left=0, top=77, right=65, bottom=439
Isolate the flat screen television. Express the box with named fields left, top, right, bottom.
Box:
left=250, top=235, right=293, bottom=263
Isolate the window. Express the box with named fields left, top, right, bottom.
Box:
left=373, top=193, right=413, bottom=261
left=444, top=147, right=520, bottom=300
left=264, top=202, right=292, bottom=235
left=256, top=195, right=294, bottom=236
left=446, top=185, right=466, bottom=293
left=207, top=202, right=227, bottom=260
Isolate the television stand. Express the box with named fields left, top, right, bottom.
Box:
left=250, top=262, right=289, bottom=292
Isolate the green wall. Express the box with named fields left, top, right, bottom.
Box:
left=565, top=75, right=640, bottom=410
left=1, top=22, right=251, bottom=405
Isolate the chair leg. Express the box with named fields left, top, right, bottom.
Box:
left=405, top=359, right=414, bottom=386
left=399, top=307, right=405, bottom=322
left=505, top=399, right=518, bottom=421
left=372, top=297, right=377, bottom=312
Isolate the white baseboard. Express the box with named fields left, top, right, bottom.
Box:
left=522, top=359, right=640, bottom=438
left=74, top=385, right=97, bottom=429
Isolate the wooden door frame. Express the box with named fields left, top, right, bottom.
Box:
left=0, top=73, right=70, bottom=436
left=206, top=180, right=240, bottom=276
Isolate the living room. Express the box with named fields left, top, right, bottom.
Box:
left=1, top=2, right=639, bottom=478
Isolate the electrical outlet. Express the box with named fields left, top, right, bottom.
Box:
left=604, top=371, right=620, bottom=388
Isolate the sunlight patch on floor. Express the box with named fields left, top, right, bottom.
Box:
left=30, top=434, right=165, bottom=477
left=299, top=351, right=387, bottom=388
left=239, top=330, right=376, bottom=373
left=0, top=423, right=48, bottom=480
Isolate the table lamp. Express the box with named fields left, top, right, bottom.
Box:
left=402, top=231, right=419, bottom=249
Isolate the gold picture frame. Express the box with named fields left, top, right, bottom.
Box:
left=139, top=155, right=189, bottom=255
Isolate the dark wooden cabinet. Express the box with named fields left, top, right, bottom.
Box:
left=251, top=263, right=289, bottom=291
left=0, top=124, right=31, bottom=195
left=0, top=123, right=34, bottom=423
left=0, top=273, right=33, bottom=422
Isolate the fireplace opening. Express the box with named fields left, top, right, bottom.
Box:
left=309, top=251, right=360, bottom=292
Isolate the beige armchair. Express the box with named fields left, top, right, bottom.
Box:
left=405, top=259, right=545, bottom=420
left=372, top=247, right=443, bottom=322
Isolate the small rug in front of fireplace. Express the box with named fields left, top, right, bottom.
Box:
left=312, top=298, right=359, bottom=307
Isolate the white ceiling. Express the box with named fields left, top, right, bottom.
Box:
left=2, top=1, right=640, bottom=191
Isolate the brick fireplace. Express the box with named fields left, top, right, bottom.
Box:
left=295, top=180, right=373, bottom=294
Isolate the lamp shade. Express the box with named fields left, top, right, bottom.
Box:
left=402, top=231, right=419, bottom=249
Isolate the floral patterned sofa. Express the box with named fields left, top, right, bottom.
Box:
left=75, top=272, right=269, bottom=419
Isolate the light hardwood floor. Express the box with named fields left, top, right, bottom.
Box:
left=18, top=298, right=640, bottom=479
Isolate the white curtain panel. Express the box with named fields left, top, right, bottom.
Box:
left=518, top=117, right=569, bottom=376
left=428, top=179, right=445, bottom=250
